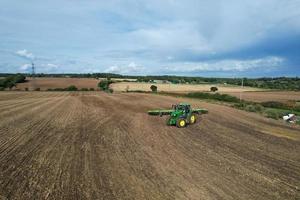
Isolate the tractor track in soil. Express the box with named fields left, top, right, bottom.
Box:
left=0, top=92, right=299, bottom=200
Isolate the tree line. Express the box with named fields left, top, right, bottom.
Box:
left=1, top=73, right=299, bottom=90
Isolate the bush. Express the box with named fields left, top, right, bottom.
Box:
left=6, top=82, right=15, bottom=90
left=14, top=74, right=26, bottom=83
left=234, top=102, right=264, bottom=113
left=66, top=85, right=78, bottom=91
left=0, top=74, right=26, bottom=89
left=48, top=87, right=79, bottom=91
left=108, top=88, right=114, bottom=93
left=34, top=88, right=40, bottom=91
left=186, top=92, right=240, bottom=103
left=80, top=88, right=89, bottom=91
left=261, top=101, right=285, bottom=109
left=265, top=110, right=279, bottom=119
left=0, top=80, right=4, bottom=88
left=126, top=90, right=145, bottom=93
left=254, top=104, right=264, bottom=112
left=89, top=88, right=94, bottom=91
left=210, top=86, right=218, bottom=92
left=0, top=87, right=4, bottom=91
left=150, top=85, right=157, bottom=92
left=233, top=102, right=247, bottom=109
left=295, top=105, right=300, bottom=112
left=244, top=105, right=256, bottom=112
left=53, top=88, right=64, bottom=91
left=25, top=87, right=29, bottom=91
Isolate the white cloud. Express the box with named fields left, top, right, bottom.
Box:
left=167, top=56, right=173, bottom=60
left=36, top=63, right=59, bottom=72
left=15, top=49, right=35, bottom=60
left=17, top=63, right=59, bottom=73
left=44, top=63, right=58, bottom=68
left=128, top=20, right=210, bottom=52
left=105, top=62, right=144, bottom=74
left=165, top=56, right=284, bottom=72
left=20, top=63, right=31, bottom=71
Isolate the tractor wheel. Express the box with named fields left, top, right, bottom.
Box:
left=189, top=114, right=197, bottom=124
left=176, top=118, right=186, bottom=128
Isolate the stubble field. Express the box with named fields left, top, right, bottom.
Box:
left=111, top=82, right=261, bottom=93
left=0, top=91, right=299, bottom=200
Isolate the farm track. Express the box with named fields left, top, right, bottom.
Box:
left=0, top=92, right=299, bottom=200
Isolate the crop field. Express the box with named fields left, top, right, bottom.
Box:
left=111, top=82, right=262, bottom=93
left=224, top=91, right=300, bottom=103
left=111, top=78, right=137, bottom=82
left=16, top=77, right=99, bottom=90
left=15, top=78, right=300, bottom=103
left=0, top=92, right=299, bottom=199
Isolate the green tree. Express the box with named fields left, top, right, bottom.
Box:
left=98, top=80, right=112, bottom=91
left=210, top=86, right=218, bottom=92
left=150, top=85, right=157, bottom=92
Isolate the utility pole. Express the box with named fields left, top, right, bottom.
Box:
left=31, top=62, right=36, bottom=90
left=31, top=62, right=35, bottom=76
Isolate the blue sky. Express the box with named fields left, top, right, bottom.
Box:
left=0, top=0, right=299, bottom=77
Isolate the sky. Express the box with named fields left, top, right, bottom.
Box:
left=0, top=0, right=299, bottom=77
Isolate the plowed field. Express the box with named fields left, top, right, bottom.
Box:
left=0, top=92, right=299, bottom=200
left=16, top=78, right=99, bottom=90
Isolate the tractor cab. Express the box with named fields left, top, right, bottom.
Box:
left=172, top=103, right=191, bottom=114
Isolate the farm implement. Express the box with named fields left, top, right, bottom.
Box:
left=148, top=103, right=208, bottom=128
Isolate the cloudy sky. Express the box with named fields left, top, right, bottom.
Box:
left=0, top=0, right=299, bottom=77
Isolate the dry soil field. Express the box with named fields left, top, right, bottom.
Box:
left=0, top=92, right=299, bottom=200
left=224, top=91, right=300, bottom=103
left=15, top=78, right=300, bottom=103
left=111, top=82, right=261, bottom=93
left=16, top=77, right=99, bottom=90
left=111, top=82, right=300, bottom=102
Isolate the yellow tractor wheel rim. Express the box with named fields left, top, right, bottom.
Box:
left=190, top=116, right=195, bottom=123
left=180, top=120, right=185, bottom=127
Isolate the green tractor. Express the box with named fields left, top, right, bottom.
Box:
left=148, top=103, right=208, bottom=128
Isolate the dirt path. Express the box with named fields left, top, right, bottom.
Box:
left=0, top=92, right=299, bottom=200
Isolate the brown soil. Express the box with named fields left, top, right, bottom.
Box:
left=223, top=91, right=300, bottom=103
left=0, top=92, right=299, bottom=200
left=16, top=77, right=99, bottom=90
